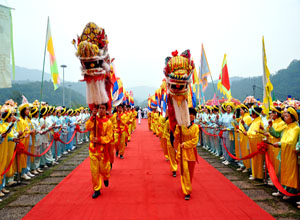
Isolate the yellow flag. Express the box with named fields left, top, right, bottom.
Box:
left=262, top=36, right=273, bottom=116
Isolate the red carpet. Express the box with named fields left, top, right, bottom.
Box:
left=23, top=119, right=274, bottom=220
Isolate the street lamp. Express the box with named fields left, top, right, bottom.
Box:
left=68, top=84, right=72, bottom=107
left=60, top=64, right=67, bottom=106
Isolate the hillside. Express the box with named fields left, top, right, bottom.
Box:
left=6, top=59, right=300, bottom=107
left=203, top=59, right=300, bottom=102
left=0, top=81, right=86, bottom=107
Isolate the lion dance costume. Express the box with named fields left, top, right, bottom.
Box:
left=74, top=22, right=113, bottom=198
left=164, top=50, right=199, bottom=199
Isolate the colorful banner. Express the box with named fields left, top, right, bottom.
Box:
left=0, top=5, right=13, bottom=88
left=217, top=54, right=231, bottom=100
left=46, top=19, right=60, bottom=90
left=199, top=44, right=211, bottom=93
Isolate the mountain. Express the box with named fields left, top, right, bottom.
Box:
left=0, top=80, right=86, bottom=107
left=7, top=59, right=300, bottom=107
left=127, top=86, right=157, bottom=103
left=13, top=66, right=52, bottom=82
left=204, top=59, right=300, bottom=102
left=12, top=65, right=87, bottom=97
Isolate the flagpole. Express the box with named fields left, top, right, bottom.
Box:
left=40, top=16, right=49, bottom=102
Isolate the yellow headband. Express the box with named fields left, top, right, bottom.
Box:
left=41, top=107, right=48, bottom=116
left=2, top=109, right=12, bottom=121
left=31, top=107, right=39, bottom=116
left=286, top=107, right=298, bottom=122
left=271, top=106, right=281, bottom=114
left=240, top=104, right=249, bottom=111
left=251, top=107, right=261, bottom=116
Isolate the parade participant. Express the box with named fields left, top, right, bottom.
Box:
left=0, top=113, right=9, bottom=198
left=132, top=107, right=137, bottom=131
left=16, top=103, right=32, bottom=180
left=175, top=107, right=199, bottom=200
left=220, top=102, right=235, bottom=165
left=212, top=106, right=221, bottom=156
left=45, top=107, right=57, bottom=165
left=163, top=111, right=177, bottom=177
left=138, top=108, right=142, bottom=125
left=159, top=114, right=169, bottom=161
left=147, top=110, right=152, bottom=130
left=86, top=104, right=113, bottom=199
left=126, top=105, right=133, bottom=142
left=60, top=107, right=68, bottom=155
left=236, top=104, right=252, bottom=172
left=39, top=106, right=54, bottom=168
left=54, top=107, right=63, bottom=159
left=266, top=106, right=286, bottom=181
left=65, top=109, right=75, bottom=152
left=107, top=109, right=116, bottom=167
left=0, top=107, right=18, bottom=196
left=3, top=108, right=18, bottom=187
left=217, top=103, right=227, bottom=160
left=270, top=106, right=300, bottom=199
left=245, top=106, right=264, bottom=180
left=163, top=49, right=196, bottom=199
left=115, top=105, right=127, bottom=159
left=201, top=106, right=209, bottom=149
left=83, top=108, right=90, bottom=142
left=30, top=107, right=43, bottom=174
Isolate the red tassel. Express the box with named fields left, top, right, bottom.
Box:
left=171, top=50, right=178, bottom=57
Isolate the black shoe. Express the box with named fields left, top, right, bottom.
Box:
left=184, top=195, right=190, bottom=200
left=116, top=151, right=119, bottom=157
left=104, top=180, right=109, bottom=187
left=172, top=171, right=176, bottom=177
left=92, top=190, right=100, bottom=199
left=120, top=155, right=124, bottom=159
left=110, top=163, right=112, bottom=169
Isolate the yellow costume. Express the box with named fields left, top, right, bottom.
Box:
left=164, top=119, right=177, bottom=172
left=147, top=112, right=152, bottom=131
left=132, top=110, right=137, bottom=131
left=86, top=116, right=113, bottom=191
left=159, top=116, right=169, bottom=160
left=0, top=124, right=9, bottom=185
left=114, top=112, right=127, bottom=157
left=175, top=123, right=199, bottom=195
left=247, top=116, right=264, bottom=179
left=108, top=114, right=116, bottom=164
left=153, top=112, right=159, bottom=136
left=16, top=117, right=30, bottom=172
left=2, top=122, right=16, bottom=178
left=127, top=111, right=133, bottom=141
left=279, top=122, right=300, bottom=189
left=268, top=118, right=286, bottom=176
left=238, top=113, right=252, bottom=169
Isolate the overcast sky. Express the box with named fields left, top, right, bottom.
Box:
left=2, top=0, right=300, bottom=88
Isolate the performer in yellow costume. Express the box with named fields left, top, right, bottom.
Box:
left=86, top=104, right=113, bottom=199
left=1, top=108, right=18, bottom=189
left=246, top=106, right=264, bottom=180
left=267, top=106, right=287, bottom=177
left=132, top=108, right=137, bottom=131
left=164, top=116, right=177, bottom=177
left=107, top=112, right=116, bottom=168
left=126, top=105, right=133, bottom=142
left=16, top=103, right=32, bottom=179
left=175, top=108, right=199, bottom=200
left=115, top=105, right=127, bottom=159
left=147, top=111, right=152, bottom=131
left=237, top=104, right=252, bottom=172
left=159, top=115, right=169, bottom=160
left=271, top=106, right=300, bottom=198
